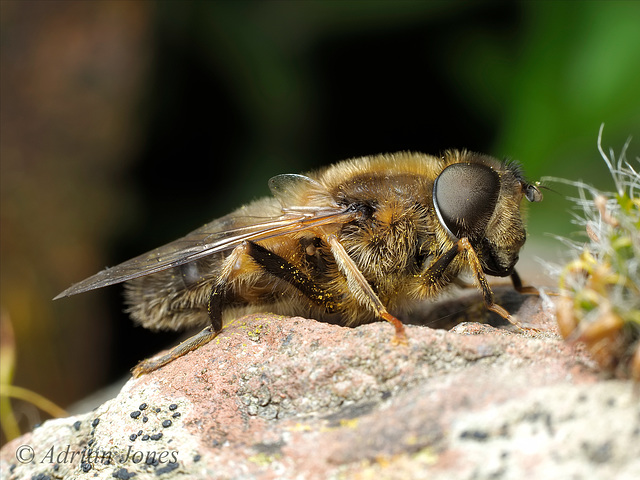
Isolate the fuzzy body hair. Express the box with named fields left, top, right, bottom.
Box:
left=122, top=150, right=534, bottom=332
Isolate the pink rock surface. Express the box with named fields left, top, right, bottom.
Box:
left=2, top=289, right=639, bottom=479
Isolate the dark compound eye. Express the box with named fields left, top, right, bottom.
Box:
left=433, top=163, right=501, bottom=240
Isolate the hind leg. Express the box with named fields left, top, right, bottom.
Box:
left=131, top=239, right=335, bottom=376
left=131, top=280, right=228, bottom=377
left=131, top=245, right=247, bottom=376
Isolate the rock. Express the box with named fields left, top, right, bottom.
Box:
left=2, top=288, right=639, bottom=479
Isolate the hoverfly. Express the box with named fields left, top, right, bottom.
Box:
left=56, top=150, right=542, bottom=376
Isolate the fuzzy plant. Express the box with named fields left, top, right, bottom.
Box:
left=544, top=126, right=639, bottom=381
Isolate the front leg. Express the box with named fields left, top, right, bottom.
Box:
left=510, top=269, right=542, bottom=295
left=421, top=238, right=530, bottom=331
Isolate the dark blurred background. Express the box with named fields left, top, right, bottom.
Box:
left=1, top=1, right=639, bottom=440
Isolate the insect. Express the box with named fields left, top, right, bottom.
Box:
left=55, top=150, right=542, bottom=376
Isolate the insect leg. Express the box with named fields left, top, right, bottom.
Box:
left=131, top=249, right=248, bottom=376
left=131, top=282, right=229, bottom=377
left=510, top=270, right=541, bottom=295
left=325, top=234, right=407, bottom=344
left=455, top=238, right=532, bottom=330
left=244, top=241, right=336, bottom=310
left=421, top=239, right=530, bottom=331
left=131, top=324, right=219, bottom=377
left=420, top=242, right=460, bottom=286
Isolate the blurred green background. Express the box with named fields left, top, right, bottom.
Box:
left=1, top=0, right=638, bottom=439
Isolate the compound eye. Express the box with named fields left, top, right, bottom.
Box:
left=433, top=163, right=501, bottom=240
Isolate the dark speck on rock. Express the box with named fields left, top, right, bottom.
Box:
left=585, top=440, right=613, bottom=464
left=112, top=467, right=136, bottom=479
left=323, top=401, right=377, bottom=427
left=130, top=411, right=141, bottom=419
left=162, top=420, right=172, bottom=428
left=252, top=441, right=285, bottom=456
left=155, top=461, right=179, bottom=475
left=460, top=429, right=489, bottom=441
left=281, top=333, right=294, bottom=347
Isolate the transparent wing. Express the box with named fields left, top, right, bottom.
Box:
left=55, top=205, right=355, bottom=299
